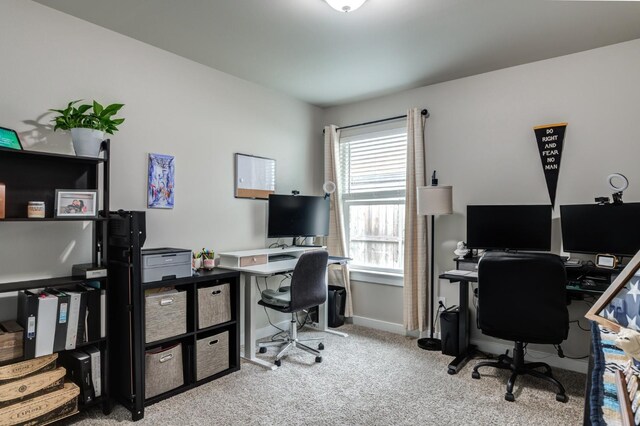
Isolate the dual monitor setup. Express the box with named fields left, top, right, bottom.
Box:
left=466, top=203, right=640, bottom=259
left=265, top=193, right=640, bottom=266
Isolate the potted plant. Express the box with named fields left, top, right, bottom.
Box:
left=50, top=100, right=125, bottom=157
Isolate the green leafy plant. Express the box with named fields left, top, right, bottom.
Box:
left=50, top=100, right=125, bottom=134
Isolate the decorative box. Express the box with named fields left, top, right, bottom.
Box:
left=197, top=283, right=231, bottom=329
left=0, top=381, right=79, bottom=426
left=0, top=354, right=57, bottom=386
left=145, top=289, right=187, bottom=343
left=196, top=331, right=229, bottom=381
left=0, top=321, right=23, bottom=363
left=0, top=367, right=66, bottom=408
left=145, top=343, right=184, bottom=399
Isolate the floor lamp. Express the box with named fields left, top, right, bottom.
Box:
left=416, top=185, right=453, bottom=351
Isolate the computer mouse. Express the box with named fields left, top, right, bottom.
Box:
left=278, top=286, right=290, bottom=293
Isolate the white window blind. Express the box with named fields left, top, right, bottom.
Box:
left=339, top=129, right=407, bottom=196
left=338, top=126, right=408, bottom=275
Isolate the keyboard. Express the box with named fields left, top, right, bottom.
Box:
left=268, top=254, right=296, bottom=262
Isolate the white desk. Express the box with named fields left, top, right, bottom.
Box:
left=218, top=246, right=348, bottom=370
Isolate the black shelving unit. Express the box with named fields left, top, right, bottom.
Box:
left=107, top=212, right=240, bottom=421
left=0, top=142, right=112, bottom=416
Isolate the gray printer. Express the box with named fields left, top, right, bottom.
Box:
left=141, top=248, right=192, bottom=283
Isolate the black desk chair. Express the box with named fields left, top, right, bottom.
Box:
left=258, top=250, right=328, bottom=367
left=472, top=251, right=569, bottom=402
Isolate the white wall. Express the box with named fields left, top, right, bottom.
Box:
left=324, top=38, right=640, bottom=368
left=0, top=1, right=324, bottom=328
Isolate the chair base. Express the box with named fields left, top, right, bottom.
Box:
left=471, top=342, right=567, bottom=403
left=258, top=314, right=324, bottom=366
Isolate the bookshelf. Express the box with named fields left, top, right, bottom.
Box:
left=0, top=142, right=112, bottom=417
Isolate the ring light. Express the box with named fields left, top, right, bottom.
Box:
left=608, top=173, right=629, bottom=192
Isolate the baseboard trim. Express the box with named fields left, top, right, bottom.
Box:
left=351, top=315, right=407, bottom=335
left=252, top=320, right=291, bottom=341
left=470, top=339, right=588, bottom=374
left=347, top=315, right=587, bottom=374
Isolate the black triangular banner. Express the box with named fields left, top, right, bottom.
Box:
left=533, top=123, right=567, bottom=208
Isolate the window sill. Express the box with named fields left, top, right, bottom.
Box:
left=349, top=269, right=403, bottom=287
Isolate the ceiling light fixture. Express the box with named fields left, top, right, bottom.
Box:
left=325, top=0, right=367, bottom=13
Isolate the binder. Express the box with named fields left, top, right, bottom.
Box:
left=61, top=351, right=94, bottom=404
left=100, top=290, right=106, bottom=338
left=47, top=289, right=70, bottom=353
left=64, top=292, right=82, bottom=350
left=79, top=284, right=101, bottom=342
left=17, top=291, right=39, bottom=359
left=83, top=346, right=101, bottom=398
left=84, top=281, right=106, bottom=338
left=34, top=293, right=58, bottom=358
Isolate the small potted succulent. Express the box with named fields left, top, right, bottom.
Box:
left=49, top=100, right=125, bottom=157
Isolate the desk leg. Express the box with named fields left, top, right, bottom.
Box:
left=319, top=301, right=348, bottom=337
left=447, top=279, right=476, bottom=375
left=241, top=274, right=277, bottom=370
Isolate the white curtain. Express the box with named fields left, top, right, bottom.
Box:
left=403, top=108, right=428, bottom=331
left=324, top=125, right=353, bottom=317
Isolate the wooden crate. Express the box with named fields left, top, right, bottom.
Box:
left=0, top=367, right=66, bottom=408
left=0, top=354, right=57, bottom=385
left=0, top=321, right=23, bottom=363
left=0, top=382, right=79, bottom=426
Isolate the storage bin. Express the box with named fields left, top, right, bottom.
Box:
left=197, top=283, right=231, bottom=329
left=145, top=290, right=187, bottom=343
left=145, top=343, right=184, bottom=399
left=196, top=331, right=229, bottom=381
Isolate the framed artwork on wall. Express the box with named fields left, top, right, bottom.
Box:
left=148, top=153, right=175, bottom=209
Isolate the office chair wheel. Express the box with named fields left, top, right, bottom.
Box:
left=556, top=394, right=568, bottom=403
left=504, top=393, right=515, bottom=402
left=315, top=356, right=322, bottom=363
left=447, top=368, right=456, bottom=375
left=274, top=359, right=281, bottom=367
left=259, top=347, right=267, bottom=354
left=472, top=371, right=481, bottom=380
left=318, top=343, right=324, bottom=350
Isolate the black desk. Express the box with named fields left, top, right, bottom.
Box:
left=439, top=256, right=613, bottom=376
left=439, top=272, right=477, bottom=375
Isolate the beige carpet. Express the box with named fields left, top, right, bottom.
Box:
left=64, top=324, right=586, bottom=425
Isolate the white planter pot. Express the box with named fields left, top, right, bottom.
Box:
left=70, top=128, right=105, bottom=157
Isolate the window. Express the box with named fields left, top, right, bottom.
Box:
left=339, top=126, right=407, bottom=275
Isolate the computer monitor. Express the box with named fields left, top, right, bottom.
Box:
left=560, top=203, right=640, bottom=256
left=466, top=205, right=552, bottom=251
left=267, top=194, right=330, bottom=238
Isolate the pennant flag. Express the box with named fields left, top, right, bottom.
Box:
left=533, top=123, right=567, bottom=207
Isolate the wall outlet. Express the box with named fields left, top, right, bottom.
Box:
left=438, top=297, right=446, bottom=308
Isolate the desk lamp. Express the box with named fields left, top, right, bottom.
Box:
left=416, top=182, right=453, bottom=351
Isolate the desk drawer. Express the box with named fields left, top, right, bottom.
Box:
left=239, top=255, right=267, bottom=267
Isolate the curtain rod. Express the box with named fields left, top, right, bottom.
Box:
left=324, top=109, right=429, bottom=133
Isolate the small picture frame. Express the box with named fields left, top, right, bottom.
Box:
left=54, top=190, right=98, bottom=218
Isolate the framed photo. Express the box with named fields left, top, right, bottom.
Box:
left=54, top=190, right=98, bottom=218
left=234, top=153, right=276, bottom=200
left=148, top=153, right=175, bottom=209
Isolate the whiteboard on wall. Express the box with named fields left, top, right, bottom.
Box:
left=234, top=153, right=276, bottom=199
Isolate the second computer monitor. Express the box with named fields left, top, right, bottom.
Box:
left=466, top=204, right=552, bottom=251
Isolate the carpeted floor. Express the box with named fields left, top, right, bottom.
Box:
left=64, top=324, right=586, bottom=425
